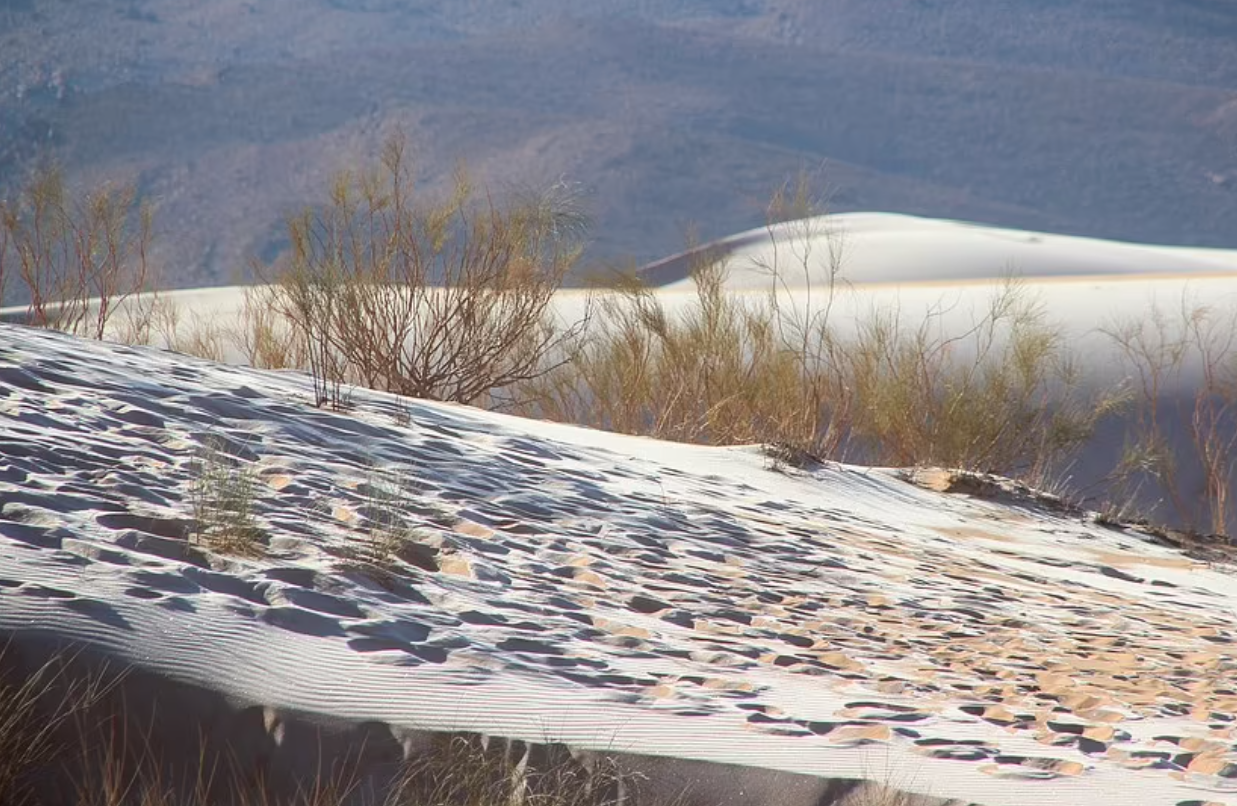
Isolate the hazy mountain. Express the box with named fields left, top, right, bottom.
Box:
left=2, top=0, right=1234, bottom=289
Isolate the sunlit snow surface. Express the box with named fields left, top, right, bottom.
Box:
left=1, top=325, right=1235, bottom=806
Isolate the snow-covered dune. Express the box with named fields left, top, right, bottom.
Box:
left=1, top=324, right=1235, bottom=805
left=642, top=213, right=1237, bottom=289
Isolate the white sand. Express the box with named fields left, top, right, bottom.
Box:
left=645, top=212, right=1237, bottom=289
left=1, top=323, right=1235, bottom=805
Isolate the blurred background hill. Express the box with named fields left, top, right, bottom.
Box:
left=2, top=0, right=1235, bottom=289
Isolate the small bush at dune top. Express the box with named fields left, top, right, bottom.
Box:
left=0, top=164, right=159, bottom=342
left=252, top=132, right=591, bottom=411
left=517, top=177, right=852, bottom=458
left=841, top=277, right=1126, bottom=479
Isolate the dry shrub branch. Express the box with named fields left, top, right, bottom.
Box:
left=1104, top=294, right=1237, bottom=535
left=254, top=134, right=589, bottom=409
left=0, top=165, right=155, bottom=340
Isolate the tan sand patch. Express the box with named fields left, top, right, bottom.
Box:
left=1086, top=549, right=1202, bottom=570
left=593, top=617, right=650, bottom=639
left=1083, top=725, right=1116, bottom=742
left=1178, top=737, right=1231, bottom=754
left=1035, top=672, right=1077, bottom=694
left=568, top=569, right=607, bottom=588
left=1186, top=753, right=1232, bottom=775
left=455, top=520, right=494, bottom=539
left=827, top=724, right=892, bottom=745
left=816, top=651, right=866, bottom=674
left=937, top=526, right=1016, bottom=543
left=980, top=759, right=1086, bottom=778
left=263, top=473, right=293, bottom=491
left=439, top=555, right=473, bottom=577
left=1060, top=693, right=1108, bottom=711
left=874, top=679, right=908, bottom=695
left=906, top=468, right=955, bottom=492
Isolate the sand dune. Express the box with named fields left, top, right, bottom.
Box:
left=642, top=213, right=1237, bottom=290
left=1, top=323, right=1235, bottom=805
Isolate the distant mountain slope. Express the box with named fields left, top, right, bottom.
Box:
left=1, top=0, right=1234, bottom=292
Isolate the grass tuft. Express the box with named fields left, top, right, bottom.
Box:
left=188, top=435, right=266, bottom=557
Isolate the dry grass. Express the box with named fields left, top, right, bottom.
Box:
left=0, top=648, right=957, bottom=806
left=0, top=644, right=704, bottom=806
left=188, top=434, right=267, bottom=557
left=388, top=734, right=639, bottom=806
left=839, top=278, right=1125, bottom=481
left=0, top=647, right=115, bottom=806
left=233, top=285, right=312, bottom=371
left=343, top=466, right=439, bottom=580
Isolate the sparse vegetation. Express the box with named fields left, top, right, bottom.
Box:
left=251, top=133, right=590, bottom=410
left=353, top=467, right=426, bottom=575
left=519, top=180, right=1119, bottom=491
left=188, top=434, right=267, bottom=557
left=0, top=647, right=113, bottom=806
left=0, top=164, right=157, bottom=341
left=1103, top=294, right=1237, bottom=536
left=0, top=644, right=699, bottom=806
left=389, top=734, right=640, bottom=806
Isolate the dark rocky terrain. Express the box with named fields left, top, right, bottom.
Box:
left=2, top=0, right=1235, bottom=290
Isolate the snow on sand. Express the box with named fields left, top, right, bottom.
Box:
left=1, top=324, right=1236, bottom=805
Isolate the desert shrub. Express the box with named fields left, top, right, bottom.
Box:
left=1104, top=294, right=1237, bottom=535
left=841, top=279, right=1124, bottom=478
left=520, top=173, right=1114, bottom=483
left=525, top=269, right=1111, bottom=481
left=253, top=134, right=589, bottom=409
left=519, top=176, right=851, bottom=458
left=154, top=305, right=231, bottom=363
left=0, top=164, right=156, bottom=341
left=231, top=285, right=311, bottom=371
left=520, top=249, right=851, bottom=457
left=353, top=466, right=423, bottom=572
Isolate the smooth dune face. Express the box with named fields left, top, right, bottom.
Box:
left=1, top=325, right=1235, bottom=806
left=646, top=213, right=1237, bottom=290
